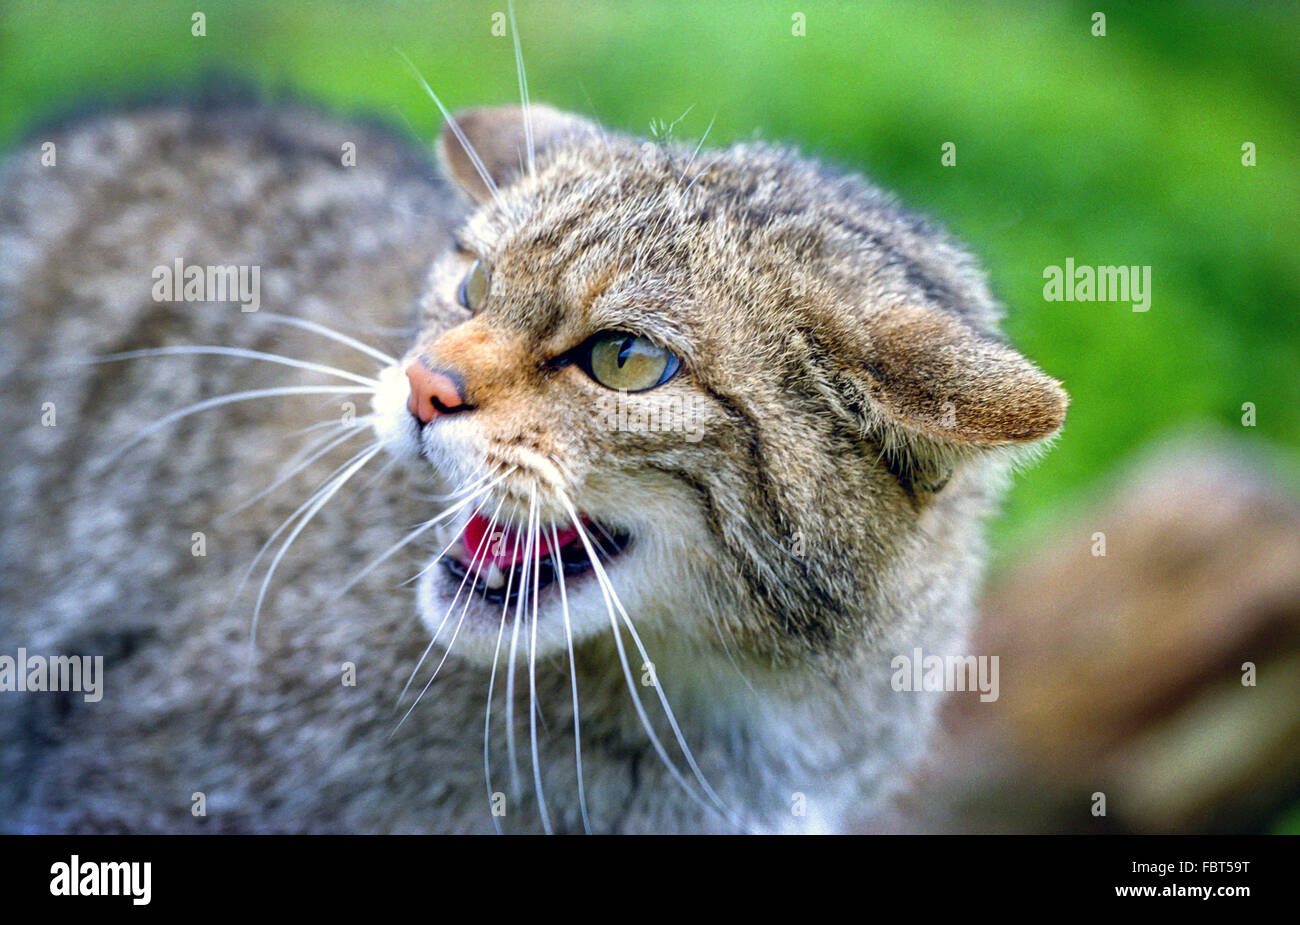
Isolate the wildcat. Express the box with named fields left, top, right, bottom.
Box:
left=0, top=94, right=1065, bottom=833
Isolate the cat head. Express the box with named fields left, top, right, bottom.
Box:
left=371, top=104, right=1066, bottom=668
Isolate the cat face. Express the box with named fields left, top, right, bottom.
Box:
left=372, top=105, right=1066, bottom=667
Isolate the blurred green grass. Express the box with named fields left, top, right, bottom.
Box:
left=1, top=0, right=1297, bottom=559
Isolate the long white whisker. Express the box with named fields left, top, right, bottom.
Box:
left=283, top=415, right=369, bottom=442
left=392, top=505, right=506, bottom=735
left=396, top=494, right=505, bottom=704
left=484, top=525, right=524, bottom=834
left=86, top=346, right=379, bottom=387
left=252, top=312, right=398, bottom=365
left=400, top=472, right=502, bottom=587
left=426, top=462, right=506, bottom=506
left=504, top=497, right=536, bottom=800
left=507, top=0, right=535, bottom=176
left=549, top=523, right=591, bottom=834
left=354, top=455, right=399, bottom=495
left=223, top=442, right=383, bottom=638
left=96, top=385, right=373, bottom=470
left=525, top=489, right=552, bottom=833
left=588, top=521, right=620, bottom=558
left=557, top=493, right=741, bottom=828
left=569, top=522, right=704, bottom=803
left=217, top=424, right=368, bottom=524
left=426, top=466, right=497, bottom=503
left=546, top=524, right=592, bottom=836
left=395, top=48, right=507, bottom=209
left=332, top=469, right=513, bottom=598
left=247, top=445, right=383, bottom=668
left=411, top=463, right=496, bottom=504
left=606, top=586, right=735, bottom=815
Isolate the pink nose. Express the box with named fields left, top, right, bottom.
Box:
left=405, top=359, right=468, bottom=423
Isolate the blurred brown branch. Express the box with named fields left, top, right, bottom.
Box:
left=903, top=432, right=1300, bottom=833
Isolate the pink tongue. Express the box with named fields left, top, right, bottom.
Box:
left=462, top=513, right=583, bottom=569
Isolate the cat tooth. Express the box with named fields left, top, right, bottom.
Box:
left=484, top=564, right=507, bottom=589
left=447, top=539, right=466, bottom=560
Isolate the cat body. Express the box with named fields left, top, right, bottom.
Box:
left=0, top=98, right=1063, bottom=833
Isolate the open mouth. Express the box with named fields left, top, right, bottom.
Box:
left=443, top=512, right=631, bottom=605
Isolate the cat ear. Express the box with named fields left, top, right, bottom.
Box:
left=844, top=302, right=1067, bottom=491
left=438, top=105, right=598, bottom=203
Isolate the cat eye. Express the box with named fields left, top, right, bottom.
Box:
left=580, top=331, right=681, bottom=392
left=458, top=259, right=489, bottom=312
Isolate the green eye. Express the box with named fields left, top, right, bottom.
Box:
left=582, top=332, right=681, bottom=392
left=458, top=259, right=489, bottom=312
